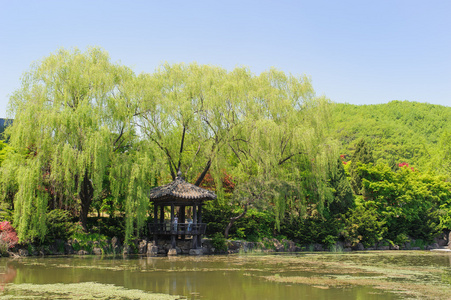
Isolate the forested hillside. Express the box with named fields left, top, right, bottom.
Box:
left=331, top=101, right=451, bottom=174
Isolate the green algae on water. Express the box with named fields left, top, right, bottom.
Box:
left=1, top=282, right=184, bottom=300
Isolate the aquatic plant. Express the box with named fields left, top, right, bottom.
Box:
left=1, top=282, right=182, bottom=299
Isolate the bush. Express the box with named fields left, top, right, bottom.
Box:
left=0, top=221, right=18, bottom=254
left=203, top=204, right=275, bottom=241
left=343, top=203, right=386, bottom=247
left=203, top=203, right=234, bottom=236
left=86, top=217, right=125, bottom=239
left=280, top=214, right=342, bottom=246
left=46, top=209, right=77, bottom=243
left=71, top=232, right=109, bottom=253
left=232, top=209, right=275, bottom=241
left=211, top=232, right=227, bottom=253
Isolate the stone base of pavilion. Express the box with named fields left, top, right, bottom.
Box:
left=148, top=239, right=209, bottom=256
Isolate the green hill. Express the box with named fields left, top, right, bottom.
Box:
left=330, top=101, right=451, bottom=174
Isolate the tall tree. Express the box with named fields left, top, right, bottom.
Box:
left=2, top=47, right=144, bottom=241
left=327, top=158, right=354, bottom=215
left=134, top=63, right=258, bottom=186
left=134, top=64, right=338, bottom=235
left=349, top=139, right=374, bottom=194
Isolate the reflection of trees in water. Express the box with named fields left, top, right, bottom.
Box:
left=0, top=263, right=17, bottom=291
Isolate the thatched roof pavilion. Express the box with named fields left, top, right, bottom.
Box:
left=148, top=172, right=216, bottom=251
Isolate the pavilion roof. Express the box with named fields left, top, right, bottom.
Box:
left=149, top=173, right=217, bottom=202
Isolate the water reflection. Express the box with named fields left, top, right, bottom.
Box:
left=0, top=263, right=16, bottom=291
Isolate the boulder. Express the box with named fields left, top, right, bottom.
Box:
left=92, top=247, right=103, bottom=255
left=426, top=244, right=439, bottom=250
left=147, top=244, right=158, bottom=257
left=138, top=240, right=148, bottom=254
left=64, top=242, right=74, bottom=255
left=122, top=245, right=132, bottom=255
left=313, top=243, right=324, bottom=251
left=282, top=239, right=296, bottom=252
left=189, top=248, right=203, bottom=255
left=352, top=243, right=365, bottom=251
left=77, top=250, right=89, bottom=255
left=389, top=244, right=400, bottom=250
left=110, top=237, right=121, bottom=254
left=18, top=249, right=29, bottom=257
left=377, top=245, right=390, bottom=250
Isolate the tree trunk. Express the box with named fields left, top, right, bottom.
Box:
left=224, top=204, right=248, bottom=239
left=195, top=159, right=212, bottom=186
left=79, top=170, right=94, bottom=232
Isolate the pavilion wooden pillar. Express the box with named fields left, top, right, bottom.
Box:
left=180, top=206, right=186, bottom=240
left=197, top=204, right=202, bottom=248
left=159, top=205, right=164, bottom=224
left=153, top=204, right=158, bottom=244
left=171, top=204, right=176, bottom=248
left=193, top=204, right=198, bottom=249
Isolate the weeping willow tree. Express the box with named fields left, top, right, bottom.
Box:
left=224, top=68, right=339, bottom=234
left=134, top=63, right=338, bottom=235
left=134, top=63, right=260, bottom=187
left=2, top=47, right=151, bottom=242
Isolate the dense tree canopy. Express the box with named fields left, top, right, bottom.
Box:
left=2, top=47, right=341, bottom=242
left=3, top=47, right=449, bottom=249
left=1, top=47, right=155, bottom=241
left=135, top=63, right=339, bottom=235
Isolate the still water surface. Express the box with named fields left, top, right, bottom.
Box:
left=0, top=251, right=450, bottom=299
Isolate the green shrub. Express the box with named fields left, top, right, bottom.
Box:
left=71, top=232, right=109, bottom=253
left=211, top=232, right=228, bottom=253
left=86, top=217, right=125, bottom=239
left=343, top=203, right=386, bottom=247
left=323, top=235, right=337, bottom=248
left=45, top=209, right=77, bottom=243
left=280, top=214, right=343, bottom=246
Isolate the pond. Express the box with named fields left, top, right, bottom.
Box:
left=0, top=251, right=450, bottom=299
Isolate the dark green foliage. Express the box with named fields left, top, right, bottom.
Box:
left=203, top=203, right=275, bottom=241
left=359, top=163, right=450, bottom=242
left=86, top=217, right=125, bottom=240
left=210, top=232, right=228, bottom=253
left=71, top=232, right=109, bottom=254
left=343, top=203, right=386, bottom=247
left=45, top=209, right=77, bottom=243
left=232, top=209, right=275, bottom=241
left=279, top=213, right=343, bottom=245
left=350, top=139, right=374, bottom=194
left=203, top=202, right=234, bottom=237
left=46, top=213, right=124, bottom=245
left=328, top=158, right=354, bottom=215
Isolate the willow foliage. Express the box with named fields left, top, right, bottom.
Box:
left=2, top=47, right=154, bottom=242
left=4, top=48, right=340, bottom=242
left=136, top=63, right=338, bottom=224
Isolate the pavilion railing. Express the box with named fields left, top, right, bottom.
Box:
left=148, top=223, right=207, bottom=235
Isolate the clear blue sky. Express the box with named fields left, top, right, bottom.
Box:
left=0, top=0, right=450, bottom=118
